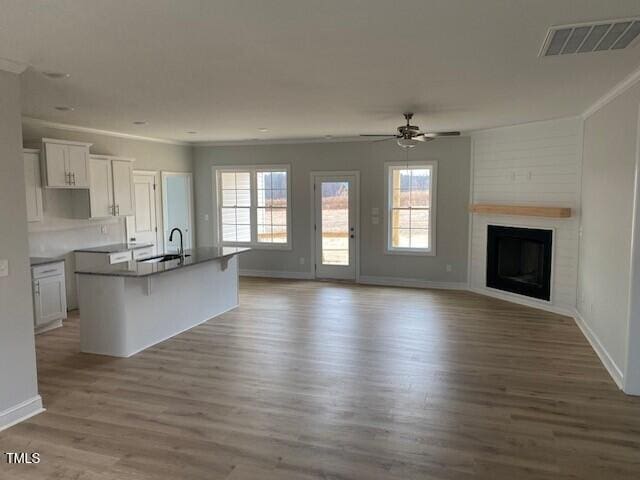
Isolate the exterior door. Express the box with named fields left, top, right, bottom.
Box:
left=313, top=174, right=357, bottom=280
left=130, top=172, right=159, bottom=251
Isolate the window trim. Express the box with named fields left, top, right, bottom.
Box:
left=384, top=160, right=437, bottom=256
left=213, top=164, right=292, bottom=250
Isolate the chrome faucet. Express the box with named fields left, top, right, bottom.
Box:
left=168, top=228, right=184, bottom=257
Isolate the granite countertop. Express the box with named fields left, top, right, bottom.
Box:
left=74, top=243, right=154, bottom=254
left=75, top=247, right=250, bottom=278
left=30, top=256, right=65, bottom=267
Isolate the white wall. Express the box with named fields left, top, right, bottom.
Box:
left=469, top=117, right=583, bottom=314
left=579, top=81, right=640, bottom=390
left=0, top=70, right=42, bottom=429
left=194, top=138, right=471, bottom=285
left=22, top=122, right=194, bottom=309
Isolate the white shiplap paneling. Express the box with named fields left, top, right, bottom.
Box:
left=469, top=117, right=582, bottom=313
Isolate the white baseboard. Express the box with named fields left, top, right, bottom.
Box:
left=572, top=308, right=625, bottom=389
left=468, top=286, right=574, bottom=317
left=359, top=276, right=468, bottom=291
left=0, top=395, right=44, bottom=432
left=240, top=269, right=314, bottom=280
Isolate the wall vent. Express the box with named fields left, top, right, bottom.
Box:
left=540, top=18, right=640, bottom=56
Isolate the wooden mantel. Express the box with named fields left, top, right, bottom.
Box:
left=469, top=203, right=572, bottom=218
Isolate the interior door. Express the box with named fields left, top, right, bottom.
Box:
left=89, top=157, right=113, bottom=218
left=112, top=160, right=135, bottom=216
left=314, top=174, right=357, bottom=280
left=163, top=173, right=193, bottom=252
left=130, top=172, right=159, bottom=251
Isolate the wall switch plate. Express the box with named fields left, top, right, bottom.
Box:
left=371, top=217, right=379, bottom=225
left=446, top=264, right=452, bottom=272
left=299, top=257, right=305, bottom=265
left=0, top=259, right=8, bottom=277
left=371, top=207, right=379, bottom=215
left=100, top=225, right=107, bottom=235
left=204, top=214, right=209, bottom=221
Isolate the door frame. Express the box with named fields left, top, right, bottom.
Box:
left=161, top=171, right=195, bottom=250
left=127, top=170, right=163, bottom=252
left=309, top=171, right=360, bottom=282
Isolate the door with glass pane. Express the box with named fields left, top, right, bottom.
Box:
left=314, top=174, right=357, bottom=280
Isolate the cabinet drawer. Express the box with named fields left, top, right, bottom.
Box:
left=132, top=246, right=154, bottom=260
left=109, top=251, right=132, bottom=264
left=32, top=262, right=65, bottom=279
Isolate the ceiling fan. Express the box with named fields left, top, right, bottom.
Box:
left=361, top=113, right=460, bottom=148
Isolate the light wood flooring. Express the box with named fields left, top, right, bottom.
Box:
left=2, top=277, right=640, bottom=479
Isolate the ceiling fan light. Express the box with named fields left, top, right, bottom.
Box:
left=397, top=137, right=419, bottom=148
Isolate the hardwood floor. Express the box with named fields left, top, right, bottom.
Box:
left=2, top=277, right=640, bottom=479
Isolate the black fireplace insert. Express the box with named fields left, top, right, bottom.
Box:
left=486, top=225, right=552, bottom=301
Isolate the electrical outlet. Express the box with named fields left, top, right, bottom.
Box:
left=299, top=257, right=305, bottom=265
left=100, top=225, right=107, bottom=235
left=0, top=259, right=8, bottom=277
left=204, top=214, right=209, bottom=221
left=446, top=264, right=452, bottom=272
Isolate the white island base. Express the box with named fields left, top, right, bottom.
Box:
left=77, top=256, right=239, bottom=357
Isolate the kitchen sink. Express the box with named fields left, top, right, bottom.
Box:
left=138, top=254, right=190, bottom=264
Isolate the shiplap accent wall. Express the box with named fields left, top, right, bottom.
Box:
left=469, top=117, right=583, bottom=314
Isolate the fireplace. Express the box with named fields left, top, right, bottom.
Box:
left=486, top=225, right=552, bottom=301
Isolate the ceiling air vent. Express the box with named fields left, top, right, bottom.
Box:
left=540, top=18, right=640, bottom=56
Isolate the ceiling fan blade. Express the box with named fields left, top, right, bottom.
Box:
left=360, top=134, right=396, bottom=137
left=411, top=135, right=426, bottom=142
left=420, top=131, right=461, bottom=138
left=370, top=137, right=397, bottom=143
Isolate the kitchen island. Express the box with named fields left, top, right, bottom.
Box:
left=75, top=247, right=249, bottom=357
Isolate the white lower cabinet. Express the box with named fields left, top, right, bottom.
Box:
left=32, top=261, right=67, bottom=331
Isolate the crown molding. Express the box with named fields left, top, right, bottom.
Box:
left=0, top=56, right=28, bottom=74
left=583, top=64, right=640, bottom=119
left=21, top=116, right=189, bottom=146
left=192, top=136, right=373, bottom=147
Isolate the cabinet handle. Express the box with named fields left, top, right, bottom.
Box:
left=34, top=282, right=40, bottom=295
left=116, top=205, right=120, bottom=216
left=40, top=269, right=57, bottom=274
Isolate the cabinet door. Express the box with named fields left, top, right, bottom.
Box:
left=44, top=142, right=68, bottom=187
left=89, top=157, right=114, bottom=218
left=68, top=144, right=90, bottom=187
left=112, top=160, right=134, bottom=216
left=24, top=152, right=43, bottom=222
left=34, top=276, right=67, bottom=326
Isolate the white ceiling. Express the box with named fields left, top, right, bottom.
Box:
left=2, top=0, right=640, bottom=143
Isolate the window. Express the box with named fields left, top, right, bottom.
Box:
left=216, top=166, right=290, bottom=248
left=386, top=162, right=436, bottom=254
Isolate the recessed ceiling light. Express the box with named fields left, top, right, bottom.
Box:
left=54, top=105, right=74, bottom=112
left=258, top=128, right=269, bottom=133
left=42, top=71, right=71, bottom=79
left=133, top=121, right=148, bottom=125
left=186, top=131, right=197, bottom=134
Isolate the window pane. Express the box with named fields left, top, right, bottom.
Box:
left=236, top=189, right=251, bottom=207
left=393, top=209, right=411, bottom=229
left=236, top=172, right=250, bottom=189
left=236, top=208, right=250, bottom=225
left=271, top=189, right=287, bottom=207
left=321, top=181, right=349, bottom=266
left=222, top=190, right=236, bottom=207
left=220, top=172, right=236, bottom=189
left=411, top=229, right=429, bottom=249
left=257, top=189, right=272, bottom=207
left=237, top=224, right=251, bottom=242
left=392, top=228, right=411, bottom=248
left=257, top=172, right=270, bottom=190
left=272, top=224, right=287, bottom=243
left=222, top=225, right=236, bottom=242
left=257, top=224, right=272, bottom=243
left=271, top=208, right=287, bottom=226
left=221, top=208, right=236, bottom=224
left=410, top=209, right=429, bottom=229
left=257, top=207, right=272, bottom=225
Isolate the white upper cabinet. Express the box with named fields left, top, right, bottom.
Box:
left=89, top=156, right=114, bottom=218
left=42, top=138, right=92, bottom=188
left=23, top=149, right=43, bottom=222
left=112, top=159, right=134, bottom=216
left=86, top=155, right=135, bottom=218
